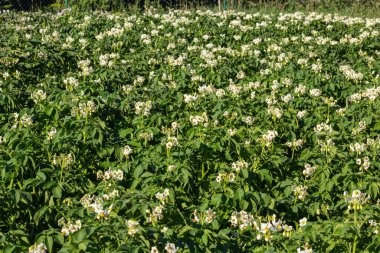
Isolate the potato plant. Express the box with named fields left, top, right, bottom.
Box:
left=1, top=8, right=380, bottom=253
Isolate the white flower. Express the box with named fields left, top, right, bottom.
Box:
left=122, top=145, right=133, bottom=157
left=231, top=160, right=249, bottom=172
left=151, top=246, right=159, bottom=253
left=282, top=94, right=294, bottom=103
left=303, top=164, right=317, bottom=177
left=216, top=174, right=223, bottom=183
left=299, top=217, right=307, bottom=227
left=61, top=227, right=70, bottom=236
left=29, top=243, right=47, bottom=253
left=31, top=90, right=46, bottom=103
left=126, top=220, right=140, bottom=236
left=156, top=189, right=170, bottom=204
left=344, top=190, right=370, bottom=210
left=165, top=243, right=178, bottom=253
left=257, top=130, right=278, bottom=147
left=293, top=185, right=308, bottom=201
left=135, top=101, right=152, bottom=116
left=47, top=127, right=57, bottom=140
left=228, top=173, right=236, bottom=182
left=227, top=128, right=237, bottom=136
left=309, top=88, right=321, bottom=97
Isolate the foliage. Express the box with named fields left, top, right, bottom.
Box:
left=2, top=0, right=380, bottom=13
left=1, top=8, right=380, bottom=253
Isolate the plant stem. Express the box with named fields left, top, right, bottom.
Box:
left=352, top=209, right=358, bottom=253
left=60, top=165, right=63, bottom=183
left=327, top=105, right=330, bottom=121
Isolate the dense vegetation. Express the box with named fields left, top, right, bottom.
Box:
left=1, top=8, right=380, bottom=253
left=1, top=0, right=380, bottom=12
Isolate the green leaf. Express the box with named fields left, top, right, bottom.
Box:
left=74, top=229, right=86, bottom=243
left=34, top=206, right=49, bottom=225
left=46, top=236, right=53, bottom=253
left=201, top=231, right=208, bottom=245
left=235, top=188, right=244, bottom=201
left=52, top=185, right=62, bottom=199
left=211, top=193, right=222, bottom=207
left=54, top=233, right=65, bottom=245
left=133, top=165, right=144, bottom=178
left=36, top=171, right=46, bottom=181
left=78, top=242, right=87, bottom=251
left=241, top=168, right=248, bottom=178
left=4, top=246, right=16, bottom=253
left=369, top=182, right=379, bottom=199
left=178, top=225, right=193, bottom=236
left=119, top=128, right=133, bottom=138
left=13, top=190, right=21, bottom=204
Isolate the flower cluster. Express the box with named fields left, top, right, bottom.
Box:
left=230, top=212, right=293, bottom=241
left=122, top=145, right=133, bottom=157
left=28, top=243, right=47, bottom=253
left=12, top=112, right=33, bottom=128
left=297, top=244, right=314, bottom=253
left=155, top=188, right=170, bottom=204
left=99, top=53, right=119, bottom=67
left=257, top=130, right=278, bottom=147
left=309, top=88, right=321, bottom=97
left=47, top=127, right=57, bottom=140
left=192, top=208, right=216, bottom=224
left=318, top=138, right=335, bottom=153
left=216, top=172, right=236, bottom=183
left=63, top=77, right=79, bottom=91
left=230, top=210, right=256, bottom=231
left=303, top=163, right=317, bottom=177
left=339, top=65, right=363, bottom=81
left=189, top=112, right=208, bottom=126
left=356, top=156, right=370, bottom=171
left=293, top=185, right=308, bottom=201
left=80, top=194, right=114, bottom=220
left=96, top=169, right=124, bottom=181
left=71, top=101, right=96, bottom=118
left=31, top=90, right=46, bottom=103
left=297, top=110, right=307, bottom=119
left=322, top=96, right=337, bottom=107
left=267, top=107, right=283, bottom=119
left=231, top=160, right=249, bottom=172
left=165, top=136, right=178, bottom=149
left=146, top=204, right=164, bottom=224
left=135, top=101, right=152, bottom=116
left=286, top=139, right=304, bottom=149
left=257, top=215, right=285, bottom=241
left=369, top=220, right=380, bottom=235
left=242, top=116, right=255, bottom=125
left=314, top=123, right=333, bottom=134
left=58, top=218, right=82, bottom=236
left=352, top=121, right=367, bottom=135
left=126, top=219, right=140, bottom=236
left=344, top=190, right=371, bottom=210
left=139, top=131, right=154, bottom=142
left=184, top=94, right=198, bottom=105
left=77, top=59, right=93, bottom=76
left=52, top=153, right=74, bottom=169
left=349, top=142, right=367, bottom=155
left=165, top=243, right=179, bottom=253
